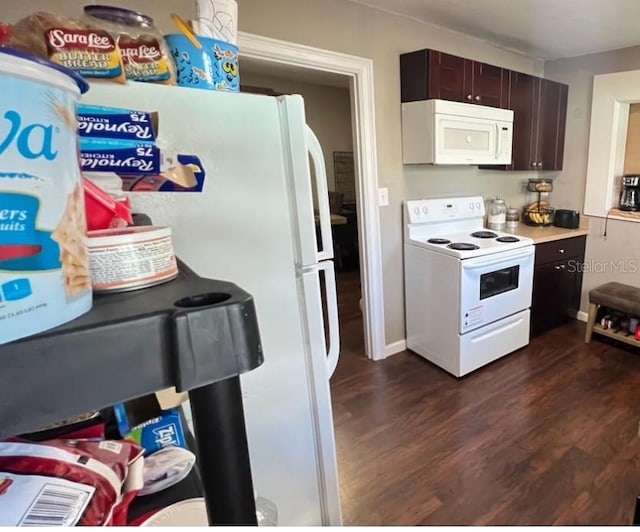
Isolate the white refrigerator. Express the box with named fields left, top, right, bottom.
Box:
left=81, top=83, right=342, bottom=526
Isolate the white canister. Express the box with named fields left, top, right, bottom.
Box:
left=0, top=48, right=92, bottom=345
left=87, top=226, right=178, bottom=292
left=194, top=0, right=238, bottom=43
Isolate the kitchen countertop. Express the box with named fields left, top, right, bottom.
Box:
left=503, top=220, right=590, bottom=244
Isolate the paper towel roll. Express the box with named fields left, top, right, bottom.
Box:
left=195, top=0, right=238, bottom=44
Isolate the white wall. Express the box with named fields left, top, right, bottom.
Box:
left=546, top=46, right=640, bottom=314
left=240, top=71, right=353, bottom=192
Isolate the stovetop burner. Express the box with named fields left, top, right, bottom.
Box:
left=496, top=236, right=520, bottom=243
left=427, top=238, right=451, bottom=244
left=447, top=242, right=480, bottom=251
left=471, top=231, right=498, bottom=239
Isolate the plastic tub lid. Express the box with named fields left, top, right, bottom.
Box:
left=0, top=47, right=89, bottom=94
left=140, top=498, right=208, bottom=526
left=84, top=5, right=155, bottom=27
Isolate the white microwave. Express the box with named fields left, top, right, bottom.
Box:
left=401, top=99, right=514, bottom=165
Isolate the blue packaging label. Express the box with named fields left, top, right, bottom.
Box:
left=122, top=408, right=186, bottom=456
left=213, top=43, right=240, bottom=92
left=77, top=104, right=158, bottom=142
left=2, top=278, right=31, bottom=301
left=166, top=35, right=239, bottom=92
left=0, top=73, right=92, bottom=345
left=113, top=403, right=131, bottom=435
left=0, top=193, right=61, bottom=271
left=80, top=139, right=161, bottom=174
left=150, top=416, right=185, bottom=449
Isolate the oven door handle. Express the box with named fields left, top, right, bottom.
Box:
left=462, top=248, right=534, bottom=270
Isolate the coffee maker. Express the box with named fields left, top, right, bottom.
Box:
left=619, top=175, right=640, bottom=211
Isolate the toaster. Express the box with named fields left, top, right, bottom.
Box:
left=553, top=209, right=580, bottom=229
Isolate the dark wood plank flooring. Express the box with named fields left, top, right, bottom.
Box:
left=332, top=270, right=640, bottom=525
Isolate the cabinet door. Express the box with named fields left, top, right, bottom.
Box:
left=508, top=71, right=539, bottom=170
left=471, top=61, right=509, bottom=108
left=530, top=259, right=575, bottom=336
left=400, top=49, right=429, bottom=102
left=427, top=50, right=467, bottom=102
left=400, top=49, right=467, bottom=103
left=537, top=79, right=569, bottom=171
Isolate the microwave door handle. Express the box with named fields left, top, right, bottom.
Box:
left=495, top=122, right=501, bottom=159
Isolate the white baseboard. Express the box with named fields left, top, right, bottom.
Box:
left=577, top=311, right=588, bottom=322
left=384, top=339, right=407, bottom=358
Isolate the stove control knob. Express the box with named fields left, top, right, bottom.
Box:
left=422, top=206, right=428, bottom=214
left=475, top=201, right=481, bottom=209
left=414, top=207, right=420, bottom=215
left=469, top=202, right=475, bottom=210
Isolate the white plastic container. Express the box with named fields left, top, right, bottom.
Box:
left=0, top=48, right=92, bottom=345
left=139, top=498, right=208, bottom=526
left=194, top=0, right=238, bottom=43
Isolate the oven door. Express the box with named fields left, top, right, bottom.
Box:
left=459, top=246, right=534, bottom=333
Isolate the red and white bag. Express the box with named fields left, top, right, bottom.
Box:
left=0, top=439, right=144, bottom=526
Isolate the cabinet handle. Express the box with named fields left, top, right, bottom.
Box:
left=466, top=94, right=473, bottom=101
left=475, top=95, right=481, bottom=102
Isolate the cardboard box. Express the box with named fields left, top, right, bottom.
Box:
left=77, top=104, right=159, bottom=142
left=80, top=138, right=161, bottom=175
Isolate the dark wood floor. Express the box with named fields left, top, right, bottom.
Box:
left=332, top=270, right=640, bottom=525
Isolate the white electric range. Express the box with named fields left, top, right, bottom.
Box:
left=404, top=196, right=535, bottom=377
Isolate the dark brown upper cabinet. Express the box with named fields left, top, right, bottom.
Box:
left=400, top=49, right=508, bottom=109
left=537, top=78, right=568, bottom=171
left=508, top=72, right=568, bottom=171
left=400, top=48, right=569, bottom=171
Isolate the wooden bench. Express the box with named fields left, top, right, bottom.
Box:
left=585, top=282, right=640, bottom=343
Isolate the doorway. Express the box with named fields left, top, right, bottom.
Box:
left=237, top=32, right=385, bottom=361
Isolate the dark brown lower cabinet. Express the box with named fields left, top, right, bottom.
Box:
left=530, top=236, right=586, bottom=337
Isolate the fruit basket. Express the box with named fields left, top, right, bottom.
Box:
left=523, top=203, right=555, bottom=226
left=527, top=179, right=553, bottom=193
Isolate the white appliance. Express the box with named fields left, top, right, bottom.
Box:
left=401, top=99, right=514, bottom=165
left=81, top=83, right=342, bottom=525
left=404, top=196, right=534, bottom=377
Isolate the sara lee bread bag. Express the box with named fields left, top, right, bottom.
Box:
left=83, top=6, right=176, bottom=84
left=5, top=8, right=176, bottom=85
left=5, top=11, right=127, bottom=83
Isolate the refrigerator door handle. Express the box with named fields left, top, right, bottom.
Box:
left=304, top=261, right=340, bottom=378
left=306, top=126, right=333, bottom=262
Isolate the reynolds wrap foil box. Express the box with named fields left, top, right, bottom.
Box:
left=80, top=138, right=161, bottom=175
left=77, top=104, right=158, bottom=142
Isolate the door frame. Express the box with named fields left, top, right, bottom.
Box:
left=238, top=32, right=385, bottom=360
